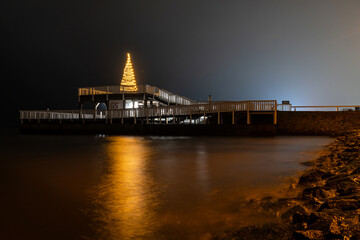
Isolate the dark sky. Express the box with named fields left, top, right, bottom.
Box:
left=2, top=0, right=360, bottom=127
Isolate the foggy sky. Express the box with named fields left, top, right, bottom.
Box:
left=2, top=0, right=360, bottom=126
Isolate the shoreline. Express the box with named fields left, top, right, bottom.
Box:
left=214, top=130, right=360, bottom=240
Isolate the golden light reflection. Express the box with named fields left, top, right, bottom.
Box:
left=94, top=137, right=159, bottom=239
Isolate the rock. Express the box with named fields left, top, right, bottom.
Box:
left=260, top=196, right=279, bottom=211
left=319, top=198, right=360, bottom=211
left=293, top=230, right=324, bottom=240
left=352, top=167, right=360, bottom=175
left=200, top=233, right=212, bottom=240
left=298, top=170, right=330, bottom=187
left=302, top=187, right=337, bottom=200
left=292, top=212, right=309, bottom=225
left=324, top=177, right=359, bottom=196
left=307, top=208, right=360, bottom=237
left=308, top=212, right=321, bottom=226
left=216, top=222, right=294, bottom=240
left=307, top=209, right=342, bottom=232
left=350, top=233, right=360, bottom=240
left=281, top=205, right=309, bottom=224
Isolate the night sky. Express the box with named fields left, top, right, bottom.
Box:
left=2, top=1, right=360, bottom=127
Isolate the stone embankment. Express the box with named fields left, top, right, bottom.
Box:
left=215, top=130, right=360, bottom=240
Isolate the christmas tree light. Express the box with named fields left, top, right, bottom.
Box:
left=121, top=53, right=138, bottom=91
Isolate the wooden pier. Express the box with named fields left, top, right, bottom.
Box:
left=20, top=100, right=278, bottom=125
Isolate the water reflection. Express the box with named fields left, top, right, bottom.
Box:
left=0, top=135, right=333, bottom=240
left=92, top=137, right=159, bottom=239
left=195, top=144, right=209, bottom=192
left=87, top=136, right=331, bottom=239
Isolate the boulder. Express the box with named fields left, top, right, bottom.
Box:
left=319, top=198, right=360, bottom=211
left=293, top=230, right=324, bottom=240
left=298, top=170, right=328, bottom=187
left=307, top=208, right=360, bottom=237
left=324, top=177, right=359, bottom=196
left=281, top=205, right=309, bottom=224
left=302, top=187, right=337, bottom=200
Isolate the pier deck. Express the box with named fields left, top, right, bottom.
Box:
left=78, top=84, right=195, bottom=106
left=20, top=100, right=278, bottom=125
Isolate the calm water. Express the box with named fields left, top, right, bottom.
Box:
left=0, top=134, right=331, bottom=240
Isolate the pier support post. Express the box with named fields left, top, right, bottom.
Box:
left=273, top=109, right=277, bottom=125
left=190, top=111, right=192, bottom=124
left=203, top=111, right=206, bottom=124
left=232, top=110, right=235, bottom=125
left=218, top=111, right=220, bottom=125
left=79, top=103, right=83, bottom=120
left=173, top=109, right=175, bottom=124
left=93, top=102, right=97, bottom=121
left=246, top=101, right=251, bottom=125
left=273, top=112, right=277, bottom=125
left=273, top=101, right=278, bottom=125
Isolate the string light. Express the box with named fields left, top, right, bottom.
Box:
left=121, top=53, right=138, bottom=91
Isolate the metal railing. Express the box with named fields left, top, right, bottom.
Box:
left=20, top=100, right=277, bottom=121
left=291, top=105, right=360, bottom=111
left=78, top=84, right=195, bottom=106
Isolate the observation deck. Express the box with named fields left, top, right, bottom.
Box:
left=78, top=84, right=195, bottom=107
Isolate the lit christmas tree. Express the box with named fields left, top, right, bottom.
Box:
left=121, top=53, right=138, bottom=91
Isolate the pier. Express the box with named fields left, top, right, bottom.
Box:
left=18, top=53, right=360, bottom=136
left=20, top=89, right=278, bottom=125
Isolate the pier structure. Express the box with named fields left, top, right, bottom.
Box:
left=78, top=84, right=194, bottom=113
left=19, top=52, right=279, bottom=134
left=20, top=98, right=278, bottom=125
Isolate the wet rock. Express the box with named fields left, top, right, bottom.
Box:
left=319, top=198, right=360, bottom=211
left=344, top=148, right=358, bottom=153
left=200, top=233, right=212, bottom=240
left=301, top=161, right=315, bottom=167
left=260, top=196, right=279, bottom=211
left=307, top=209, right=360, bottom=237
left=213, top=222, right=294, bottom=240
left=277, top=198, right=297, bottom=208
left=350, top=233, right=360, bottom=240
left=293, top=230, right=324, bottom=240
left=281, top=205, right=309, bottom=224
left=324, top=177, right=359, bottom=196
left=352, top=167, right=360, bottom=175
left=308, top=212, right=321, bottom=226
left=298, top=170, right=328, bottom=187
left=302, top=187, right=337, bottom=200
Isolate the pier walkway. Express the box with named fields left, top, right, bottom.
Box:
left=20, top=100, right=278, bottom=125
left=78, top=84, right=195, bottom=106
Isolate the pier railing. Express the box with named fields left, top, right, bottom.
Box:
left=20, top=100, right=277, bottom=121
left=78, top=84, right=195, bottom=106
left=291, top=105, right=360, bottom=111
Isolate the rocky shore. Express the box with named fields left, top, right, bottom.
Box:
left=215, top=130, right=360, bottom=240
